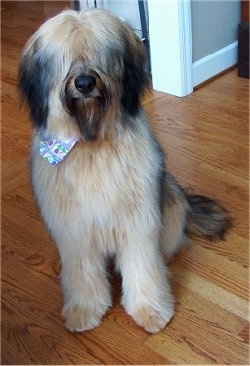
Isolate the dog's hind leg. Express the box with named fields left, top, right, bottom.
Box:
left=160, top=172, right=232, bottom=259
left=58, top=233, right=112, bottom=332
left=160, top=173, right=189, bottom=259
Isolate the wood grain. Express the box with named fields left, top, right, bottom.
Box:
left=241, top=0, right=249, bottom=22
left=1, top=1, right=249, bottom=364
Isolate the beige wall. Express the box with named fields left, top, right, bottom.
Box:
left=191, top=0, right=241, bottom=62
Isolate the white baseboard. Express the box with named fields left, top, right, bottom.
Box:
left=192, top=41, right=238, bottom=87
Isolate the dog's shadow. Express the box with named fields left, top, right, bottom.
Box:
left=107, top=258, right=122, bottom=307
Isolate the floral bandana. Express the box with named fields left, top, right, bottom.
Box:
left=39, top=137, right=79, bottom=166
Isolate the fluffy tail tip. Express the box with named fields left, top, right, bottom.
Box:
left=186, top=195, right=233, bottom=240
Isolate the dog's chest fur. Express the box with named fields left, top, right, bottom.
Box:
left=31, top=126, right=163, bottom=252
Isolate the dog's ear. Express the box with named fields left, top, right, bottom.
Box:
left=121, top=35, right=150, bottom=116
left=18, top=39, right=53, bottom=130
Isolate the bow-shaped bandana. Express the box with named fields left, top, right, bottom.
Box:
left=40, top=137, right=79, bottom=166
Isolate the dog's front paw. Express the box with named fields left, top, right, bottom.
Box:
left=62, top=305, right=104, bottom=332
left=130, top=304, right=174, bottom=333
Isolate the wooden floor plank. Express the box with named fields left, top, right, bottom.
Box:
left=145, top=285, right=248, bottom=364
left=172, top=263, right=248, bottom=321
left=1, top=1, right=249, bottom=364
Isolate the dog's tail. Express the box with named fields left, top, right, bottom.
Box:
left=185, top=194, right=232, bottom=240
left=160, top=173, right=232, bottom=258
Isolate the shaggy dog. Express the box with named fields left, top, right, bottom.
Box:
left=18, top=9, right=231, bottom=333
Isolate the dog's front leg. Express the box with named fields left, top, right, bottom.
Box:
left=58, top=238, right=111, bottom=332
left=116, top=228, right=175, bottom=333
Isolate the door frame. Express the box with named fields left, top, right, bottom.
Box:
left=148, top=0, right=193, bottom=97
left=79, top=0, right=194, bottom=97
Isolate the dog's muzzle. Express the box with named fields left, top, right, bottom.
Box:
left=75, top=75, right=96, bottom=94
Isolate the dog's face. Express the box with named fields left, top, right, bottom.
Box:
left=18, top=9, right=149, bottom=140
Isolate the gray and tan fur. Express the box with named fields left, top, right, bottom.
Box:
left=18, top=9, right=231, bottom=333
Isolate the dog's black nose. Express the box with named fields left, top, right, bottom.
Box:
left=75, top=75, right=96, bottom=94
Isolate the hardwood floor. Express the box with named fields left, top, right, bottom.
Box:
left=1, top=2, right=249, bottom=364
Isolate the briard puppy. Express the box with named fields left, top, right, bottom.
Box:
left=18, top=9, right=231, bottom=333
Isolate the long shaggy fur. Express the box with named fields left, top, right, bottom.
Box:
left=18, top=8, right=231, bottom=333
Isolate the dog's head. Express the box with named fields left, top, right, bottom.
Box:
left=18, top=9, right=149, bottom=140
